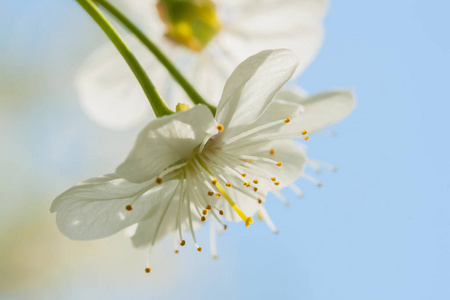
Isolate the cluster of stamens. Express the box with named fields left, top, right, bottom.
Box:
left=120, top=116, right=310, bottom=274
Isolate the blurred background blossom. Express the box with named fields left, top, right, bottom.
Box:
left=1, top=0, right=450, bottom=299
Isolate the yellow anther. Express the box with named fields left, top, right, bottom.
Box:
left=197, top=247, right=202, bottom=252
left=304, top=136, right=310, bottom=141
left=216, top=193, right=221, bottom=198
left=175, top=103, right=190, bottom=112
left=275, top=182, right=280, bottom=186
left=241, top=173, right=247, bottom=177
left=156, top=177, right=163, bottom=184
left=125, top=205, right=133, bottom=211
left=318, top=183, right=323, bottom=187
left=246, top=182, right=251, bottom=187
left=201, top=216, right=206, bottom=222
left=216, top=124, right=224, bottom=132
left=211, top=179, right=218, bottom=185
left=284, top=118, right=291, bottom=123
left=270, top=149, right=275, bottom=155
left=145, top=268, right=151, bottom=273
left=302, top=129, right=308, bottom=135
left=206, top=205, right=212, bottom=210
left=226, top=182, right=232, bottom=187
left=202, top=209, right=208, bottom=215
left=219, top=210, right=224, bottom=215
left=175, top=250, right=179, bottom=254
left=258, top=198, right=262, bottom=204
left=254, top=187, right=258, bottom=192
left=276, top=162, right=282, bottom=167
left=244, top=216, right=254, bottom=227
left=224, top=225, right=227, bottom=230
left=180, top=240, right=186, bottom=246
left=271, top=177, right=276, bottom=182
left=253, top=179, right=259, bottom=184
left=207, top=191, right=214, bottom=196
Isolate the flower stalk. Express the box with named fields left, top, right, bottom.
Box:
left=76, top=0, right=173, bottom=117
left=93, top=0, right=217, bottom=115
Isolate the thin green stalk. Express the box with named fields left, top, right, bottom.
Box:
left=94, top=0, right=217, bottom=115
left=77, top=0, right=173, bottom=117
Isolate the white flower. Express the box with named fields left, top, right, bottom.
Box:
left=77, top=0, right=328, bottom=129
left=52, top=49, right=319, bottom=271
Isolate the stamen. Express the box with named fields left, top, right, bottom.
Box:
left=206, top=205, right=212, bottom=210
left=212, top=179, right=218, bottom=185
left=210, top=220, right=218, bottom=259
left=253, top=179, right=259, bottom=184
left=302, top=129, right=308, bottom=135
left=180, top=240, right=186, bottom=246
left=155, top=177, right=163, bottom=184
left=270, top=149, right=275, bottom=155
left=258, top=207, right=279, bottom=234
left=219, top=210, right=224, bottom=215
left=258, top=198, right=263, bottom=204
left=202, top=209, right=208, bottom=215
left=216, top=124, right=224, bottom=132
left=284, top=118, right=291, bottom=123
left=276, top=162, right=282, bottom=167
left=145, top=268, right=151, bottom=273
left=125, top=205, right=133, bottom=211
left=271, top=177, right=277, bottom=182
left=304, top=136, right=309, bottom=141
left=226, top=182, right=232, bottom=187
left=241, top=173, right=247, bottom=177
left=224, top=225, right=227, bottom=230
left=201, top=216, right=206, bottom=222
left=275, top=182, right=280, bottom=186
left=216, top=193, right=221, bottom=198
left=254, top=187, right=258, bottom=192
left=208, top=191, right=214, bottom=196
left=197, top=247, right=202, bottom=252
left=175, top=250, right=179, bottom=254
left=289, top=184, right=304, bottom=198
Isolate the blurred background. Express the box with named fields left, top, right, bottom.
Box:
left=1, top=0, right=449, bottom=299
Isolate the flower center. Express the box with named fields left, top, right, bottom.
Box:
left=156, top=0, right=221, bottom=51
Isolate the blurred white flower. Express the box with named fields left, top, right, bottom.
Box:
left=52, top=49, right=324, bottom=271
left=76, top=0, right=328, bottom=129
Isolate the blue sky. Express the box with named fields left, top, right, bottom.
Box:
left=1, top=0, right=449, bottom=299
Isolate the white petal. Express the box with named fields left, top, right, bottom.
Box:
left=116, top=105, right=217, bottom=183
left=51, top=174, right=176, bottom=240
left=130, top=198, right=201, bottom=248
left=277, top=88, right=355, bottom=133
left=218, top=0, right=327, bottom=75
left=215, top=49, right=298, bottom=130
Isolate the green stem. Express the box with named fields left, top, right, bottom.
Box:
left=94, top=0, right=217, bottom=115
left=76, top=0, right=173, bottom=117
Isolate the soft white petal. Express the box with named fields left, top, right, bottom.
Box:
left=215, top=49, right=298, bottom=130
left=51, top=174, right=175, bottom=240
left=116, top=105, right=217, bottom=183
left=277, top=88, right=356, bottom=133
left=218, top=0, right=327, bottom=75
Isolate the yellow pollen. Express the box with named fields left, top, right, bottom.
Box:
left=180, top=240, right=186, bottom=246
left=275, top=182, right=280, bottom=186
left=270, top=149, right=275, bottom=155
left=219, top=210, right=224, bottom=215
left=197, top=247, right=202, bottom=252
left=125, top=205, right=133, bottom=211
left=226, top=183, right=232, bottom=187
left=216, top=124, right=224, bottom=132
left=175, top=250, right=179, bottom=254
left=254, top=187, right=258, bottom=192
left=206, top=205, right=212, bottom=210
left=145, top=268, right=151, bottom=273
left=202, top=209, right=208, bottom=215
left=224, top=225, right=227, bottom=230
left=156, top=177, right=163, bottom=184
left=201, top=216, right=206, bottom=222
left=207, top=191, right=214, bottom=196
left=271, top=177, right=276, bottom=182
left=284, top=118, right=291, bottom=123
left=276, top=162, right=282, bottom=167
left=302, top=129, right=308, bottom=135
left=241, top=173, right=247, bottom=177
left=253, top=179, right=259, bottom=184
left=216, top=193, right=221, bottom=198
left=304, top=136, right=310, bottom=141
left=211, top=179, right=217, bottom=185
left=258, top=198, right=262, bottom=204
